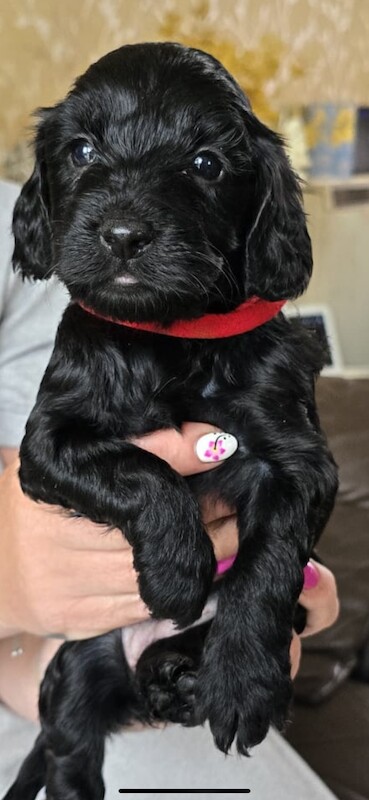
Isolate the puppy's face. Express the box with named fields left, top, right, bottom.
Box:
left=13, top=43, right=312, bottom=323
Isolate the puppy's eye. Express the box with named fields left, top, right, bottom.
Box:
left=71, top=140, right=97, bottom=167
left=191, top=151, right=223, bottom=181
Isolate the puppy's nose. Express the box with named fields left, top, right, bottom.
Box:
left=100, top=224, right=153, bottom=260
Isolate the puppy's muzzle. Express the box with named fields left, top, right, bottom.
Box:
left=100, top=222, right=153, bottom=261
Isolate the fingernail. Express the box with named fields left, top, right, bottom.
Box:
left=195, top=431, right=238, bottom=463
left=216, top=555, right=236, bottom=575
left=303, top=561, right=320, bottom=590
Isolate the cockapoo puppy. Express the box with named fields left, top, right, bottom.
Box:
left=5, top=42, right=337, bottom=800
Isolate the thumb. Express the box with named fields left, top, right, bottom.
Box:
left=131, top=422, right=238, bottom=476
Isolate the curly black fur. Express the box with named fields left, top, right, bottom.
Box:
left=4, top=42, right=337, bottom=800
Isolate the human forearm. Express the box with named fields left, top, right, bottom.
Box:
left=0, top=446, right=18, bottom=468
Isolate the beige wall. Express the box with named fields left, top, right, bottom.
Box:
left=301, top=188, right=369, bottom=369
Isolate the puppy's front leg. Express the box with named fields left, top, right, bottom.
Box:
left=196, top=449, right=337, bottom=753
left=19, top=414, right=215, bottom=628
left=197, top=521, right=298, bottom=754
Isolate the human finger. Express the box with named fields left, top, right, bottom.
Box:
left=206, top=514, right=239, bottom=563
left=200, top=494, right=235, bottom=525
left=49, top=593, right=150, bottom=640
left=299, top=560, right=339, bottom=638
left=45, top=548, right=139, bottom=597
left=131, top=422, right=238, bottom=476
left=290, top=631, right=302, bottom=679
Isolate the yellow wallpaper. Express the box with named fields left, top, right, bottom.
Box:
left=1, top=0, right=369, bottom=179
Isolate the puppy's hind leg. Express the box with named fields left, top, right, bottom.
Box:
left=6, top=631, right=145, bottom=800
left=2, top=733, right=46, bottom=800
left=136, top=622, right=210, bottom=726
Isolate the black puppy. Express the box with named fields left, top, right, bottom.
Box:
left=5, top=42, right=337, bottom=800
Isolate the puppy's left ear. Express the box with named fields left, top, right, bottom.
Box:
left=245, top=115, right=312, bottom=300
left=12, top=110, right=53, bottom=281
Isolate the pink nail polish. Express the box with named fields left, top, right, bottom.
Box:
left=216, top=555, right=236, bottom=576
left=303, top=561, right=319, bottom=590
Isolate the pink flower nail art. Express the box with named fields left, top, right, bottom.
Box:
left=196, top=431, right=238, bottom=463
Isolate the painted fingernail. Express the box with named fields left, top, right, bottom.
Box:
left=216, top=555, right=236, bottom=575
left=303, top=561, right=320, bottom=590
left=195, top=431, right=238, bottom=463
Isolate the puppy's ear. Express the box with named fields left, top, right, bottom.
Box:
left=245, top=114, right=312, bottom=300
left=12, top=111, right=53, bottom=280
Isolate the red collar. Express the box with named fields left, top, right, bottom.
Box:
left=77, top=296, right=285, bottom=339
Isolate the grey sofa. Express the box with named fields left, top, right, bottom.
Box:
left=286, top=376, right=369, bottom=800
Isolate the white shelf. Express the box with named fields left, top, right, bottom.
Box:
left=304, top=174, right=369, bottom=210
left=308, top=173, right=369, bottom=190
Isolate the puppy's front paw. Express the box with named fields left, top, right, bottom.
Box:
left=131, top=486, right=216, bottom=628
left=197, top=633, right=293, bottom=754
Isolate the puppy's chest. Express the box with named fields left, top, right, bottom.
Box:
left=116, top=340, right=251, bottom=438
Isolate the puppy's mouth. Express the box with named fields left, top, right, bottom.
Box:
left=115, top=273, right=139, bottom=286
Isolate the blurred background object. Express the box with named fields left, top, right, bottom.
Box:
left=0, top=0, right=368, bottom=367
left=1, top=0, right=369, bottom=181
left=0, top=0, right=369, bottom=369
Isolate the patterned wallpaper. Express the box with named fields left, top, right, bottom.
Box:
left=1, top=0, right=369, bottom=179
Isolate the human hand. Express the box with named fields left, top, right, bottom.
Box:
left=0, top=423, right=239, bottom=720
left=290, top=559, right=339, bottom=679
left=0, top=424, right=238, bottom=641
